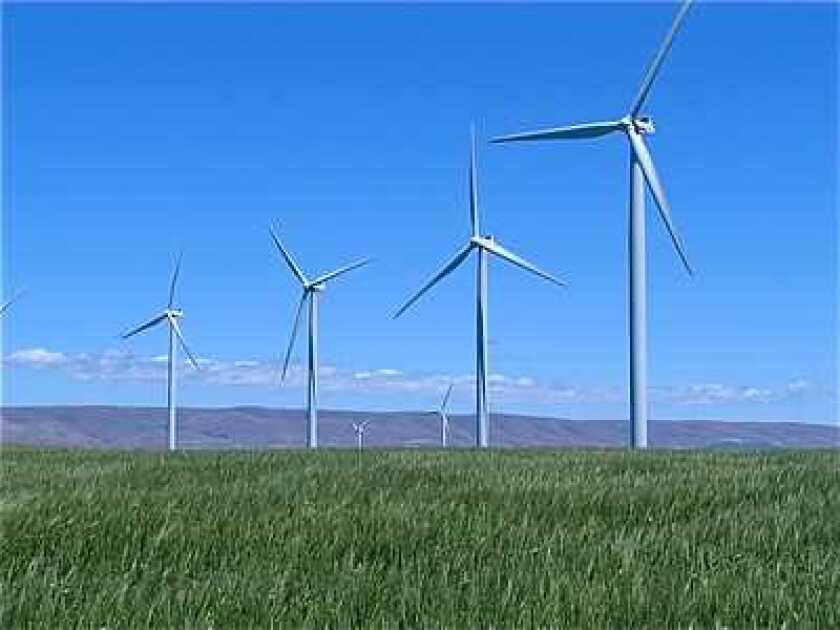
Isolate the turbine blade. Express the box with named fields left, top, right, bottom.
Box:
left=481, top=239, right=567, bottom=287
left=630, top=0, right=694, bottom=117
left=0, top=290, right=25, bottom=317
left=269, top=226, right=308, bottom=286
left=469, top=125, right=480, bottom=237
left=491, top=120, right=624, bottom=144
left=168, top=250, right=183, bottom=309
left=281, top=291, right=307, bottom=380
left=440, top=383, right=454, bottom=411
left=310, top=258, right=371, bottom=286
left=170, top=317, right=200, bottom=370
left=393, top=244, right=474, bottom=319
left=627, top=130, right=693, bottom=276
left=121, top=313, right=168, bottom=339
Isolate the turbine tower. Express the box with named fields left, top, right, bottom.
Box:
left=395, top=129, right=565, bottom=448
left=438, top=383, right=453, bottom=448
left=491, top=0, right=695, bottom=449
left=271, top=225, right=370, bottom=449
left=122, top=253, right=200, bottom=451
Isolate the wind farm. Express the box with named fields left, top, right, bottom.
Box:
left=1, top=1, right=836, bottom=627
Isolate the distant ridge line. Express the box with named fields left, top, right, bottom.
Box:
left=1, top=406, right=837, bottom=450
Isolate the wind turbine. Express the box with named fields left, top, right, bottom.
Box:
left=121, top=253, right=200, bottom=451
left=394, top=130, right=566, bottom=448
left=437, top=383, right=453, bottom=448
left=352, top=419, right=371, bottom=452
left=491, top=0, right=696, bottom=449
left=271, top=225, right=370, bottom=449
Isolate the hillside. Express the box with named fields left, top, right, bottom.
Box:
left=2, top=406, right=836, bottom=449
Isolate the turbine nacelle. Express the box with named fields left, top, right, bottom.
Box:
left=619, top=115, right=655, bottom=136
left=633, top=116, right=656, bottom=136
left=165, top=309, right=184, bottom=319
left=470, top=235, right=496, bottom=249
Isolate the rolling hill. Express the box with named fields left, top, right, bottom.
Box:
left=2, top=406, right=836, bottom=449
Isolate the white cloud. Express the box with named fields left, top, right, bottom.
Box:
left=6, top=348, right=67, bottom=367
left=2, top=346, right=823, bottom=409
left=742, top=387, right=772, bottom=401
left=549, top=387, right=579, bottom=401
left=233, top=360, right=259, bottom=368
left=663, top=383, right=779, bottom=405
left=787, top=379, right=810, bottom=393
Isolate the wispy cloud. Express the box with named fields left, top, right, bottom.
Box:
left=660, top=383, right=768, bottom=405
left=786, top=379, right=811, bottom=394
left=656, top=380, right=818, bottom=406
left=2, top=347, right=823, bottom=408
left=6, top=348, right=68, bottom=367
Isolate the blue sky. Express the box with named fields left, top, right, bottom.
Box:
left=1, top=2, right=836, bottom=423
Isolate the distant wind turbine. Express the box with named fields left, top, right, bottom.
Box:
left=438, top=383, right=453, bottom=448
left=121, top=252, right=200, bottom=451
left=352, top=419, right=371, bottom=452
left=395, top=129, right=566, bottom=448
left=491, top=0, right=696, bottom=448
left=271, top=225, right=370, bottom=449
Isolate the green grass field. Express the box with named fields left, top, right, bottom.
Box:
left=2, top=447, right=838, bottom=627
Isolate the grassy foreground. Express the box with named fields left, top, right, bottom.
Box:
left=2, top=448, right=838, bottom=627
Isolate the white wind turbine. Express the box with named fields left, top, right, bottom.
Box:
left=271, top=225, right=370, bottom=449
left=352, top=418, right=371, bottom=452
left=121, top=253, right=200, bottom=451
left=395, top=130, right=566, bottom=448
left=437, top=383, right=454, bottom=448
left=492, top=0, right=696, bottom=448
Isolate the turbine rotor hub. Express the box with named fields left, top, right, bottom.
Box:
left=633, top=115, right=656, bottom=135
left=471, top=235, right=495, bottom=249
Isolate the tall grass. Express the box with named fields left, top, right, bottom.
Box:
left=2, top=447, right=838, bottom=627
